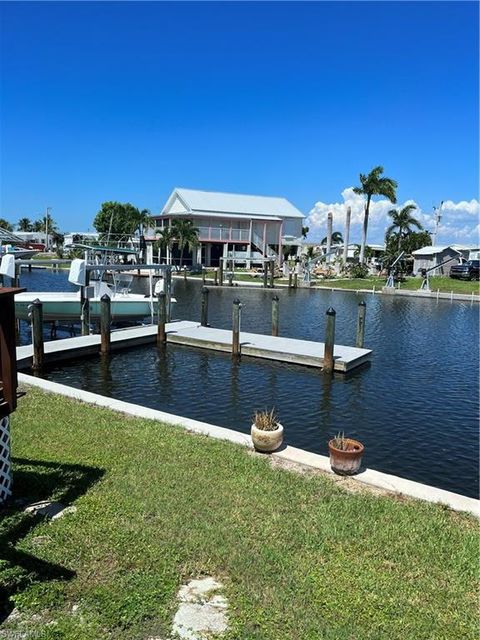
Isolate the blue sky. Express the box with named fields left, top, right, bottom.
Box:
left=0, top=1, right=478, bottom=243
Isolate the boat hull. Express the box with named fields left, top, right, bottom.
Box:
left=14, top=292, right=160, bottom=322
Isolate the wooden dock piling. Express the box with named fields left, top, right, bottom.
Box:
left=323, top=307, right=336, bottom=374
left=263, top=263, right=268, bottom=288
left=219, top=261, right=224, bottom=286
left=269, top=260, right=275, bottom=288
left=157, top=291, right=167, bottom=346
left=272, top=295, right=279, bottom=337
left=30, top=299, right=44, bottom=371
left=293, top=272, right=298, bottom=289
left=356, top=301, right=366, bottom=348
left=183, top=266, right=187, bottom=281
left=201, top=287, right=209, bottom=327
left=202, top=268, right=206, bottom=284
left=80, top=270, right=90, bottom=336
left=288, top=272, right=293, bottom=289
left=214, top=268, right=218, bottom=286
left=100, top=294, right=111, bottom=355
left=232, top=298, right=241, bottom=358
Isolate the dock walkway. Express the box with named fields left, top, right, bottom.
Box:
left=17, top=320, right=371, bottom=372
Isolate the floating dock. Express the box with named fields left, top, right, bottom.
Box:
left=16, top=320, right=371, bottom=373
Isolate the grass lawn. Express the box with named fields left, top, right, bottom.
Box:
left=316, top=276, right=480, bottom=295
left=2, top=387, right=478, bottom=639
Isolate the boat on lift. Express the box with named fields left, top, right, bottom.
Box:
left=1, top=255, right=174, bottom=323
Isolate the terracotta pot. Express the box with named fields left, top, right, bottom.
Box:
left=251, top=423, right=284, bottom=452
left=328, top=438, right=364, bottom=475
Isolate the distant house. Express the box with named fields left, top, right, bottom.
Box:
left=412, top=246, right=463, bottom=275
left=153, top=188, right=305, bottom=267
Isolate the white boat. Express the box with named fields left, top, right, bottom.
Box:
left=1, top=256, right=174, bottom=323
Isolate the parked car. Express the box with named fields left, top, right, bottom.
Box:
left=449, top=260, right=480, bottom=280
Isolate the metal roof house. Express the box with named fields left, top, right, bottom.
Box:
left=153, top=188, right=305, bottom=267
left=412, top=245, right=463, bottom=275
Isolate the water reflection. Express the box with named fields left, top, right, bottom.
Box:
left=19, top=271, right=480, bottom=498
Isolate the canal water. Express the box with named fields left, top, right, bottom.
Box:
left=16, top=269, right=480, bottom=498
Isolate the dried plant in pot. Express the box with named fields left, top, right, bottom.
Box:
left=328, top=432, right=365, bottom=475
left=251, top=409, right=284, bottom=452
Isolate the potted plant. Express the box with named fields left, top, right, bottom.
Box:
left=251, top=409, right=283, bottom=452
left=328, top=432, right=364, bottom=475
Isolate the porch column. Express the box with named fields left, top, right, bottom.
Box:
left=278, top=222, right=283, bottom=266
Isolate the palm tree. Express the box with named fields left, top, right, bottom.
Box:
left=0, top=218, right=13, bottom=231
left=301, top=225, right=309, bottom=239
left=321, top=231, right=343, bottom=245
left=134, top=208, right=154, bottom=235
left=17, top=217, right=32, bottom=232
left=386, top=205, right=423, bottom=252
left=171, top=219, right=199, bottom=266
left=156, top=227, right=176, bottom=263
left=353, top=166, right=397, bottom=263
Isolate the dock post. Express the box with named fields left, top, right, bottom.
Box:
left=263, top=263, right=268, bottom=288
left=13, top=263, right=20, bottom=288
left=356, top=301, right=366, bottom=348
left=30, top=299, right=44, bottom=372
left=214, top=268, right=218, bottom=286
left=165, top=269, right=172, bottom=322
left=288, top=271, right=293, bottom=289
left=157, top=291, right=167, bottom=346
left=293, top=272, right=298, bottom=289
left=80, top=270, right=90, bottom=336
left=100, top=294, right=111, bottom=355
left=201, top=286, right=209, bottom=326
left=227, top=272, right=233, bottom=286
left=219, top=260, right=224, bottom=286
left=183, top=266, right=187, bottom=281
left=272, top=295, right=279, bottom=337
left=202, top=267, right=206, bottom=285
left=269, top=260, right=275, bottom=288
left=323, top=307, right=336, bottom=374
left=232, top=298, right=241, bottom=358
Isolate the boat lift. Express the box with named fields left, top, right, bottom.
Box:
left=418, top=257, right=457, bottom=291
left=385, top=251, right=405, bottom=288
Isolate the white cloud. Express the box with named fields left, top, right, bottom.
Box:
left=306, top=189, right=480, bottom=246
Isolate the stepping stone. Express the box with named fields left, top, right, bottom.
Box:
left=24, top=501, right=77, bottom=520
left=172, top=577, right=228, bottom=639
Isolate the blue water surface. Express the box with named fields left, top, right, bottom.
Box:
left=17, top=269, right=480, bottom=498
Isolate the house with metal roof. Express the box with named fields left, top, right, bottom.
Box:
left=153, top=188, right=305, bottom=267
left=412, top=245, right=463, bottom=275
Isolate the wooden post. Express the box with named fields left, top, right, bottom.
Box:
left=232, top=298, right=241, bottom=358
left=272, top=295, right=279, bottom=337
left=263, top=262, right=268, bottom=288
left=165, top=268, right=172, bottom=322
left=356, top=301, right=366, bottom=348
left=214, top=268, right=218, bottom=286
left=269, top=259, right=275, bottom=288
left=293, top=272, right=298, bottom=289
left=183, top=266, right=187, bottom=281
left=288, top=271, right=293, bottom=289
left=323, top=307, right=336, bottom=374
left=227, top=272, right=233, bottom=286
left=157, top=291, right=167, bottom=346
left=201, top=286, right=209, bottom=326
left=30, top=298, right=44, bottom=372
left=218, top=260, right=224, bottom=286
left=202, top=267, right=206, bottom=284
left=100, top=294, right=111, bottom=355
left=80, top=270, right=90, bottom=336
left=13, top=263, right=20, bottom=288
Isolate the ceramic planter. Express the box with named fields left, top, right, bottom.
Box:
left=328, top=438, right=364, bottom=475
left=251, top=423, right=284, bottom=452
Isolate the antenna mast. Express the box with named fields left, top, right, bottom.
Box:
left=432, top=201, right=443, bottom=246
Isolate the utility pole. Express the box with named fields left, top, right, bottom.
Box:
left=45, top=206, right=52, bottom=252
left=432, top=201, right=443, bottom=247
